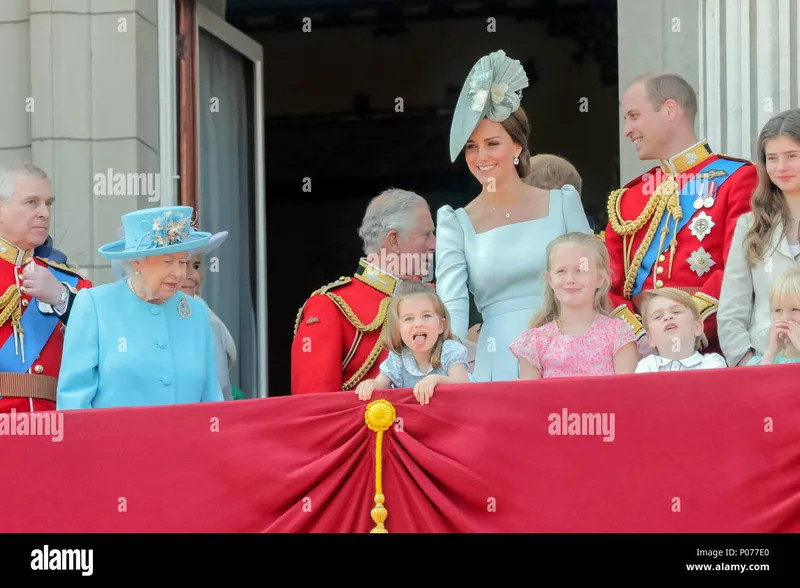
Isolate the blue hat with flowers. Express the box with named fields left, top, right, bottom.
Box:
left=98, top=206, right=212, bottom=260
left=449, top=50, right=529, bottom=163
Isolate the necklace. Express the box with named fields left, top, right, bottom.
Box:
left=486, top=196, right=515, bottom=219
left=128, top=277, right=164, bottom=305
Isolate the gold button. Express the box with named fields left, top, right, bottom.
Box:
left=656, top=266, right=664, bottom=275
left=656, top=280, right=664, bottom=288
left=34, top=365, right=43, bottom=374
left=22, top=299, right=28, bottom=307
left=658, top=255, right=665, bottom=262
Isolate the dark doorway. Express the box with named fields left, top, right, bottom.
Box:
left=223, top=0, right=619, bottom=396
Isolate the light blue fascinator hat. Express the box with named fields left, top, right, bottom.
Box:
left=449, top=50, right=529, bottom=163
left=100, top=206, right=212, bottom=261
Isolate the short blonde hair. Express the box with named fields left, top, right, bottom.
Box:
left=525, top=154, right=582, bottom=194
left=770, top=267, right=800, bottom=306
left=639, top=288, right=702, bottom=349
left=382, top=280, right=457, bottom=369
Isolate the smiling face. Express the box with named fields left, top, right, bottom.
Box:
left=764, top=134, right=800, bottom=196
left=180, top=255, right=203, bottom=297
left=135, top=252, right=190, bottom=301
left=0, top=176, right=53, bottom=250
left=644, top=295, right=703, bottom=356
left=546, top=243, right=601, bottom=310
left=397, top=294, right=445, bottom=353
left=464, top=118, right=522, bottom=188
left=622, top=81, right=674, bottom=161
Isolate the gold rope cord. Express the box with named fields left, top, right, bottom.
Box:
left=364, top=399, right=396, bottom=533
left=0, top=284, right=23, bottom=332
left=608, top=176, right=681, bottom=299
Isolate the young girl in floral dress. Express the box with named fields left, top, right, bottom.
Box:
left=510, top=232, right=638, bottom=379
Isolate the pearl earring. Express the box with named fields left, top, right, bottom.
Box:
left=514, top=156, right=520, bottom=165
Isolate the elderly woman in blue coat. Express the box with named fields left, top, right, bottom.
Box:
left=56, top=206, right=224, bottom=409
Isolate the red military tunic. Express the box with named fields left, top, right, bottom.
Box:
left=605, top=140, right=758, bottom=354
left=291, top=258, right=400, bottom=395
left=0, top=239, right=93, bottom=412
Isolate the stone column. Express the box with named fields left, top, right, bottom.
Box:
left=0, top=0, right=33, bottom=163
left=698, top=0, right=800, bottom=161
left=616, top=0, right=702, bottom=183
left=29, top=0, right=161, bottom=284
left=618, top=0, right=800, bottom=181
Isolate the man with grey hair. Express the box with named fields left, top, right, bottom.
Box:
left=0, top=161, right=93, bottom=414
left=605, top=71, right=757, bottom=360
left=291, top=187, right=435, bottom=395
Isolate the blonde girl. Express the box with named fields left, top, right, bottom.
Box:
left=510, top=232, right=638, bottom=379
left=356, top=280, right=473, bottom=404
left=746, top=267, right=800, bottom=366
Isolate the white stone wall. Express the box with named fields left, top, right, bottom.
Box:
left=698, top=0, right=800, bottom=162
left=616, top=0, right=702, bottom=182
left=0, top=0, right=161, bottom=285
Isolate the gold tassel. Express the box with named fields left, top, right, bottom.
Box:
left=666, top=188, right=683, bottom=279
left=364, top=399, right=396, bottom=534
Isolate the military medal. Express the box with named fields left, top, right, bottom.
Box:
left=178, top=295, right=191, bottom=318
left=689, top=211, right=715, bottom=242
left=703, top=181, right=718, bottom=208
left=687, top=247, right=715, bottom=277
left=693, top=181, right=718, bottom=209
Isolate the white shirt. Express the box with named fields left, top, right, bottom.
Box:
left=635, top=351, right=728, bottom=373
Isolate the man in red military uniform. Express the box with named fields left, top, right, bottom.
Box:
left=606, top=73, right=758, bottom=357
left=0, top=162, right=92, bottom=412
left=292, top=188, right=436, bottom=395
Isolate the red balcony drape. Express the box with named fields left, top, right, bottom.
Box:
left=2, top=365, right=799, bottom=533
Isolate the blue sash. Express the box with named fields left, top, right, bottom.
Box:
left=632, top=157, right=747, bottom=298
left=0, top=265, right=79, bottom=373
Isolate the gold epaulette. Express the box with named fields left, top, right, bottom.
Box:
left=692, top=292, right=718, bottom=322
left=293, top=276, right=351, bottom=336
left=611, top=304, right=645, bottom=339
left=36, top=257, right=85, bottom=280
left=693, top=292, right=716, bottom=352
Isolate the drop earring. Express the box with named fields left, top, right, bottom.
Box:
left=514, top=156, right=520, bottom=165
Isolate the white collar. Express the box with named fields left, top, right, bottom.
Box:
left=654, top=351, right=704, bottom=367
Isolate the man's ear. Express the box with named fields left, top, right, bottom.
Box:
left=385, top=229, right=400, bottom=253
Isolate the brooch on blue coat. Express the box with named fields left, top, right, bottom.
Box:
left=178, top=295, right=191, bottom=318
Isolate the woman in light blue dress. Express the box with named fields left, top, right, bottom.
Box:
left=436, top=50, right=592, bottom=382
left=56, top=206, right=224, bottom=409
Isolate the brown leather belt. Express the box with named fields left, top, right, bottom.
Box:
left=0, top=373, right=58, bottom=403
